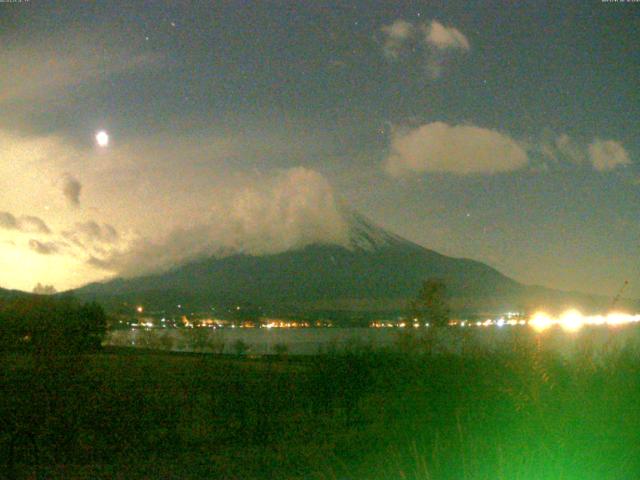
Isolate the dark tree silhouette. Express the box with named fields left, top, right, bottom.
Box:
left=411, top=279, right=451, bottom=328
left=0, top=295, right=106, bottom=353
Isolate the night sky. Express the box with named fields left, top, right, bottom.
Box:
left=0, top=1, right=638, bottom=296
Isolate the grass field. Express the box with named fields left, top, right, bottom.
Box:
left=2, top=330, right=640, bottom=479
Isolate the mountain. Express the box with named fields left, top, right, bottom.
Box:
left=73, top=212, right=629, bottom=317
left=0, top=287, right=33, bottom=300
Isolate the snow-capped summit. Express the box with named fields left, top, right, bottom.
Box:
left=73, top=208, right=537, bottom=314
left=342, top=209, right=408, bottom=252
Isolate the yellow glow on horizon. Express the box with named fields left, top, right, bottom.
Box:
left=606, top=312, right=630, bottom=327
left=529, top=311, right=553, bottom=332
left=0, top=237, right=108, bottom=292
left=529, top=309, right=640, bottom=332
left=559, top=309, right=584, bottom=332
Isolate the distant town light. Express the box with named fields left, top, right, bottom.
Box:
left=529, top=309, right=640, bottom=332
left=529, top=312, right=553, bottom=332
left=559, top=309, right=583, bottom=332
left=136, top=306, right=144, bottom=313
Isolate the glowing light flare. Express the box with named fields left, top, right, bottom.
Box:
left=559, top=309, right=584, bottom=332
left=95, top=130, right=109, bottom=147
left=528, top=309, right=640, bottom=332
left=606, top=312, right=636, bottom=327
left=530, top=312, right=553, bottom=332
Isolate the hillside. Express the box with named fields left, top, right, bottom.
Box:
left=71, top=213, right=632, bottom=316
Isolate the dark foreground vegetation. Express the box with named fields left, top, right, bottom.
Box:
left=2, top=328, right=640, bottom=479
left=0, top=295, right=106, bottom=354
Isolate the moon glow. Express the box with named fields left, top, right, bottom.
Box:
left=95, top=130, right=109, bottom=147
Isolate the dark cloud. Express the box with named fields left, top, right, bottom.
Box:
left=63, top=221, right=119, bottom=249
left=62, top=175, right=82, bottom=207
left=20, top=216, right=51, bottom=234
left=28, top=239, right=60, bottom=255
left=0, top=211, right=50, bottom=234
left=0, top=212, right=18, bottom=230
left=77, top=221, right=119, bottom=243
left=86, top=256, right=113, bottom=270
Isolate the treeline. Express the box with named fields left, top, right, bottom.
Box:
left=0, top=295, right=106, bottom=353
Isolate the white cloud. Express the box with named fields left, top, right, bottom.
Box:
left=588, top=139, right=630, bottom=171
left=554, top=134, right=586, bottom=165
left=422, top=21, right=470, bottom=79
left=88, top=168, right=351, bottom=276
left=380, top=19, right=470, bottom=79
left=538, top=134, right=632, bottom=173
left=0, top=122, right=348, bottom=288
left=0, top=121, right=347, bottom=290
left=384, top=128, right=631, bottom=176
left=384, top=122, right=529, bottom=176
left=423, top=20, right=470, bottom=51
left=381, top=20, right=415, bottom=58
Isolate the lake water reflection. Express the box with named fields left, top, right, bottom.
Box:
left=106, top=325, right=640, bottom=357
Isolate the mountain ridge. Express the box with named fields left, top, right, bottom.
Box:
left=72, top=213, right=635, bottom=316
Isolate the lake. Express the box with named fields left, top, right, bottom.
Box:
left=106, top=324, right=640, bottom=356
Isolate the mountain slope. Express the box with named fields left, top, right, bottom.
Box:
left=0, top=287, right=34, bottom=300
left=73, top=213, right=625, bottom=315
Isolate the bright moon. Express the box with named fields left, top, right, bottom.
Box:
left=95, top=130, right=109, bottom=147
